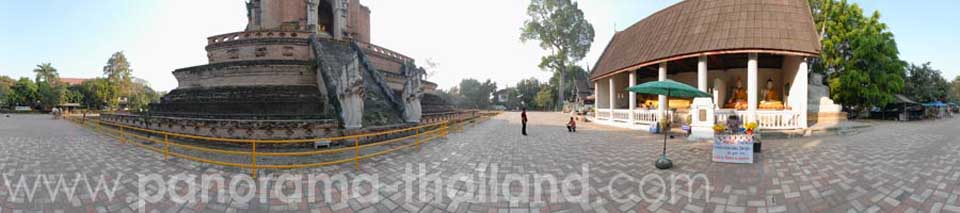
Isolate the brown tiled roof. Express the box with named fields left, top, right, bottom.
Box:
left=59, top=78, right=88, bottom=86
left=591, top=0, right=821, bottom=80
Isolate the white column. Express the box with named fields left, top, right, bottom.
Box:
left=594, top=81, right=599, bottom=119
left=628, top=71, right=636, bottom=124
left=698, top=56, right=708, bottom=92
left=798, top=57, right=809, bottom=128
left=747, top=53, right=759, bottom=122
left=658, top=62, right=667, bottom=122
left=609, top=77, right=615, bottom=121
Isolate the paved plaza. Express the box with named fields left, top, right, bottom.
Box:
left=1, top=113, right=960, bottom=212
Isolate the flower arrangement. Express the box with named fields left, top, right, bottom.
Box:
left=744, top=122, right=759, bottom=134
left=712, top=124, right=726, bottom=133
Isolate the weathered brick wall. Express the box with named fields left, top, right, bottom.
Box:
left=206, top=35, right=313, bottom=63
left=347, top=0, right=371, bottom=43
left=259, top=0, right=308, bottom=31
left=174, top=62, right=315, bottom=89
left=101, top=113, right=340, bottom=140
left=366, top=54, right=403, bottom=74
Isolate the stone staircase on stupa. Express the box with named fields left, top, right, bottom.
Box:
left=308, top=34, right=405, bottom=128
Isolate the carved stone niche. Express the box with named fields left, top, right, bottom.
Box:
left=227, top=49, right=240, bottom=59
left=282, top=46, right=295, bottom=57
left=255, top=47, right=268, bottom=57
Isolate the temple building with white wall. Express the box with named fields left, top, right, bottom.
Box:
left=589, top=0, right=835, bottom=133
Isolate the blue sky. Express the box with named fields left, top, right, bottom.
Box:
left=1, top=0, right=957, bottom=91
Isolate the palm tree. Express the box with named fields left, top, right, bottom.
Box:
left=33, top=63, right=59, bottom=84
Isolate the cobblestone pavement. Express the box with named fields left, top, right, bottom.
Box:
left=1, top=113, right=960, bottom=212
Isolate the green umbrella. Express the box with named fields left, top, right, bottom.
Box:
left=626, top=80, right=711, bottom=169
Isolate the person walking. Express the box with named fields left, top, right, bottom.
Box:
left=521, top=108, right=528, bottom=136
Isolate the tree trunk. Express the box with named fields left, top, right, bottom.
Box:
left=557, top=68, right=565, bottom=112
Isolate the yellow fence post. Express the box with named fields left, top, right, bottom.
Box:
left=354, top=137, right=360, bottom=170
left=120, top=125, right=126, bottom=144
left=251, top=140, right=258, bottom=178
left=415, top=128, right=421, bottom=151
left=95, top=120, right=100, bottom=132
left=163, top=134, right=169, bottom=160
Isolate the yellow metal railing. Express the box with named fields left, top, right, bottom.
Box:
left=65, top=115, right=487, bottom=177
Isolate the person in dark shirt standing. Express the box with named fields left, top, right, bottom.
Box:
left=521, top=108, right=528, bottom=136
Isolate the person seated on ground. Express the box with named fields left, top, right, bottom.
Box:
left=566, top=117, right=577, bottom=132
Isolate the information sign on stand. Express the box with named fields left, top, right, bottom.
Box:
left=712, top=134, right=754, bottom=164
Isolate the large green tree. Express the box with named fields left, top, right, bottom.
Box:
left=436, top=87, right=464, bottom=107
left=809, top=0, right=905, bottom=113
left=457, top=78, right=498, bottom=109
left=0, top=76, right=15, bottom=106
left=548, top=65, right=589, bottom=102
left=33, top=63, right=67, bottom=110
left=951, top=76, right=960, bottom=103
left=64, top=85, right=85, bottom=104
left=103, top=51, right=133, bottom=108
left=902, top=62, right=950, bottom=103
left=521, top=0, right=594, bottom=110
left=8, top=77, right=38, bottom=107
left=514, top=78, right=543, bottom=109
left=37, top=81, right=67, bottom=110
left=33, top=63, right=60, bottom=84
left=78, top=78, right=116, bottom=110
left=126, top=80, right=162, bottom=112
left=534, top=86, right=555, bottom=110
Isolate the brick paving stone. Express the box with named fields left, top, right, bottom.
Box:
left=1, top=113, right=960, bottom=212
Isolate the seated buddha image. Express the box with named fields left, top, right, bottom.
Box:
left=759, top=79, right=784, bottom=110
left=724, top=78, right=748, bottom=110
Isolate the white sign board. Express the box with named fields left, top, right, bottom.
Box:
left=712, top=134, right=754, bottom=164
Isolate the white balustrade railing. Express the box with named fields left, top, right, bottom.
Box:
left=714, top=110, right=742, bottom=124
left=716, top=110, right=802, bottom=130
left=596, top=109, right=611, bottom=120
left=612, top=110, right=630, bottom=122
left=596, top=109, right=682, bottom=127
left=633, top=110, right=659, bottom=124
left=756, top=111, right=802, bottom=129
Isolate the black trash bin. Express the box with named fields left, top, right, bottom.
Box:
left=753, top=135, right=762, bottom=153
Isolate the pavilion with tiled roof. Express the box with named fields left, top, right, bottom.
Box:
left=590, top=0, right=821, bottom=132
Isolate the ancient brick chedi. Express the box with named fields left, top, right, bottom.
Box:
left=150, top=0, right=439, bottom=129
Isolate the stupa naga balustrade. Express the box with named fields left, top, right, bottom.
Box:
left=354, top=40, right=414, bottom=64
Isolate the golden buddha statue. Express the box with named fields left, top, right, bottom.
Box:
left=724, top=78, right=748, bottom=110
left=759, top=79, right=784, bottom=110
